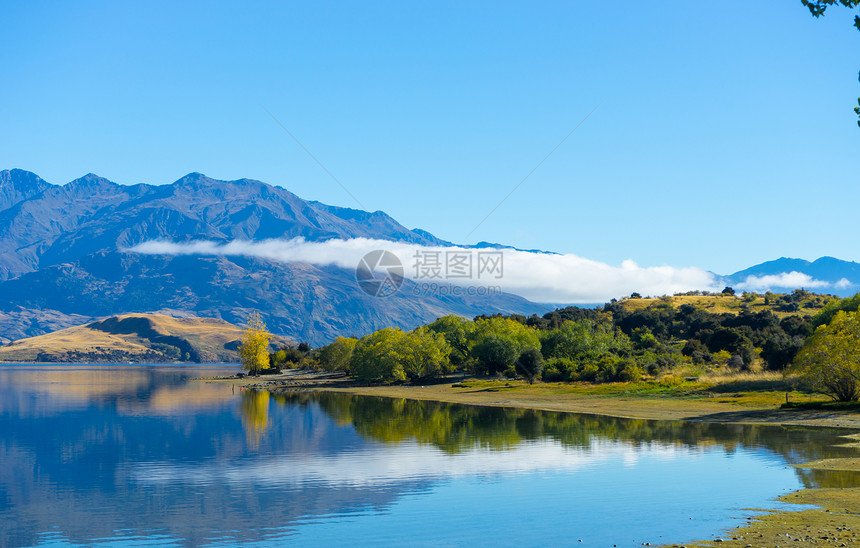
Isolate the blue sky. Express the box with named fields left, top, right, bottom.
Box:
left=1, top=1, right=858, bottom=274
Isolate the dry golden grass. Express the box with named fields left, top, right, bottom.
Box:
left=0, top=313, right=292, bottom=363
left=619, top=294, right=750, bottom=315
left=617, top=293, right=838, bottom=319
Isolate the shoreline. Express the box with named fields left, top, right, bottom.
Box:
left=206, top=369, right=860, bottom=430
left=203, top=369, right=860, bottom=546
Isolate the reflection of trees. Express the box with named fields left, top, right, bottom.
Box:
left=273, top=391, right=860, bottom=489
left=240, top=389, right=270, bottom=446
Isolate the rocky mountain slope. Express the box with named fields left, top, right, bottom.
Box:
left=0, top=170, right=544, bottom=346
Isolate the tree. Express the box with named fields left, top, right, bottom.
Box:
left=801, top=0, right=860, bottom=125
left=468, top=317, right=541, bottom=374
left=400, top=327, right=453, bottom=381
left=761, top=333, right=805, bottom=370
left=793, top=310, right=860, bottom=401
left=318, top=337, right=357, bottom=372
left=350, top=328, right=407, bottom=383
left=349, top=327, right=452, bottom=383
left=238, top=312, right=271, bottom=375
left=516, top=348, right=544, bottom=384
left=426, top=315, right=472, bottom=365
left=811, top=292, right=860, bottom=329
left=541, top=319, right=630, bottom=363
left=472, top=335, right=519, bottom=374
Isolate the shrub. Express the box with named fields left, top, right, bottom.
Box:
left=619, top=362, right=643, bottom=383
left=515, top=348, right=544, bottom=384
left=318, top=337, right=357, bottom=372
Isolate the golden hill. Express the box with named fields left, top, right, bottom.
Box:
left=0, top=313, right=293, bottom=363
left=613, top=291, right=838, bottom=318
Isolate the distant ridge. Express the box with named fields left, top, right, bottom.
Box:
left=724, top=256, right=860, bottom=295
left=0, top=313, right=294, bottom=363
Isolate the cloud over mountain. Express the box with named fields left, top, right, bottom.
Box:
left=128, top=238, right=722, bottom=303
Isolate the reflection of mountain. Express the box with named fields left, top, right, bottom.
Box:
left=2, top=367, right=859, bottom=547
left=0, top=367, right=419, bottom=547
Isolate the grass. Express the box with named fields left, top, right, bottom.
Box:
left=782, top=400, right=860, bottom=411
left=450, top=371, right=833, bottom=408
left=615, top=293, right=838, bottom=319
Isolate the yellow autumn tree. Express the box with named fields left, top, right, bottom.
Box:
left=238, top=312, right=271, bottom=375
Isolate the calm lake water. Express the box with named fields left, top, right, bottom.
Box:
left=1, top=365, right=858, bottom=547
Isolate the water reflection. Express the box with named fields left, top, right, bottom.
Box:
left=1, top=366, right=858, bottom=548
left=269, top=391, right=860, bottom=490
left=240, top=389, right=270, bottom=446
left=0, top=365, right=236, bottom=416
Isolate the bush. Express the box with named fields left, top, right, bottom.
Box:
left=515, top=348, right=544, bottom=383
left=542, top=357, right=578, bottom=382
left=577, top=363, right=599, bottom=382
left=618, top=362, right=643, bottom=383
left=318, top=337, right=357, bottom=372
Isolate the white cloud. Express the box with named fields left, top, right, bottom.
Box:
left=126, top=238, right=721, bottom=303
left=735, top=271, right=833, bottom=291
left=835, top=278, right=853, bottom=289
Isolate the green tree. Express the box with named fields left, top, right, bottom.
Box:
left=426, top=315, right=472, bottom=365
left=473, top=335, right=519, bottom=374
left=793, top=310, right=860, bottom=401
left=468, top=317, right=540, bottom=374
left=540, top=319, right=630, bottom=363
left=350, top=327, right=452, bottom=383
left=811, top=292, right=860, bottom=329
left=238, top=312, right=270, bottom=375
left=318, top=337, right=358, bottom=372
left=801, top=0, right=860, bottom=125
left=351, top=328, right=407, bottom=383
left=516, top=348, right=544, bottom=384
left=401, top=327, right=453, bottom=381
left=271, top=349, right=288, bottom=368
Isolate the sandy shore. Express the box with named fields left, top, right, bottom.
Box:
left=202, top=370, right=860, bottom=546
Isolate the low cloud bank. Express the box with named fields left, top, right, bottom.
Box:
left=127, top=238, right=721, bottom=303
left=735, top=272, right=852, bottom=292
left=126, top=238, right=847, bottom=303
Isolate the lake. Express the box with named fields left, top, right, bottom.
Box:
left=1, top=365, right=858, bottom=547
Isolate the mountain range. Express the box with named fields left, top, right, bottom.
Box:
left=0, top=169, right=543, bottom=345
left=723, top=257, right=860, bottom=290
left=1, top=168, right=858, bottom=346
